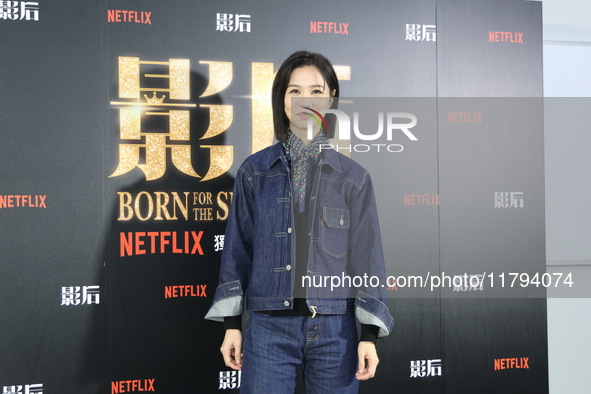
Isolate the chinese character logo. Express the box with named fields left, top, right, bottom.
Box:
left=61, top=286, right=100, bottom=306
left=452, top=274, right=484, bottom=292
left=494, top=192, right=524, bottom=208
left=405, top=24, right=436, bottom=42
left=110, top=57, right=233, bottom=181
left=410, top=359, right=442, bottom=378
left=214, top=234, right=225, bottom=252
left=2, top=384, right=43, bottom=394
left=216, top=13, right=251, bottom=32
left=0, top=1, right=39, bottom=21
left=218, top=371, right=241, bottom=389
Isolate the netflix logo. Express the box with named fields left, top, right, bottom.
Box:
left=489, top=31, right=524, bottom=44
left=447, top=112, right=483, bottom=124
left=119, top=231, right=204, bottom=257
left=404, top=194, right=440, bottom=206
left=494, top=357, right=530, bottom=371
left=107, top=10, right=152, bottom=25
left=0, top=195, right=46, bottom=209
left=164, top=284, right=207, bottom=299
left=111, top=379, right=155, bottom=393
left=310, top=21, right=349, bottom=35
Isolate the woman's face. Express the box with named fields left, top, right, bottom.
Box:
left=284, top=65, right=333, bottom=141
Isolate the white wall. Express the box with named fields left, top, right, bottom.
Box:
left=542, top=1, right=591, bottom=393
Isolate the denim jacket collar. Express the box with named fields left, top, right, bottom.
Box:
left=265, top=141, right=342, bottom=173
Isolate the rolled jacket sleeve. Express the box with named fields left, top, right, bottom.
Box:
left=205, top=166, right=254, bottom=322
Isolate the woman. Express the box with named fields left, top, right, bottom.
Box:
left=205, top=51, right=393, bottom=393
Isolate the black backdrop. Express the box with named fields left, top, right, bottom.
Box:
left=0, top=0, right=547, bottom=393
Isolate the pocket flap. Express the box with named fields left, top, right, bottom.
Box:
left=322, top=207, right=350, bottom=229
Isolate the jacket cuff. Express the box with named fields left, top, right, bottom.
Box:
left=204, top=280, right=244, bottom=322
left=354, top=291, right=394, bottom=338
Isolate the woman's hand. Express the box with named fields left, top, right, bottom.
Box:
left=356, top=341, right=379, bottom=380
left=220, top=329, right=243, bottom=370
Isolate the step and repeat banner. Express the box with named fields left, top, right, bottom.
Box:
left=0, top=0, right=547, bottom=393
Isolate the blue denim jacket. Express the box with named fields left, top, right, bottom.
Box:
left=205, top=142, right=394, bottom=337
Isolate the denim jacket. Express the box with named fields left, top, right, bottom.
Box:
left=205, top=142, right=394, bottom=338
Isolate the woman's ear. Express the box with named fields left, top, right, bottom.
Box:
left=329, top=90, right=336, bottom=107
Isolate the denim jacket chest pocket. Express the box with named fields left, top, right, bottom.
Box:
left=320, top=206, right=350, bottom=258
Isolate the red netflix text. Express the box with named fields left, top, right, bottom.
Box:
left=0, top=195, right=46, bottom=208
left=119, top=231, right=203, bottom=257
left=310, top=21, right=349, bottom=35
left=111, top=379, right=155, bottom=393
left=107, top=10, right=152, bottom=24
left=164, top=284, right=207, bottom=298
left=489, top=31, right=523, bottom=44
left=494, top=357, right=529, bottom=371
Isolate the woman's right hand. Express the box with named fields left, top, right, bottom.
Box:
left=220, top=329, right=243, bottom=370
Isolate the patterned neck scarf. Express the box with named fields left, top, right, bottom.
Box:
left=284, top=129, right=328, bottom=212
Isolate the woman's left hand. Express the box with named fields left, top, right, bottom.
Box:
left=355, top=341, right=379, bottom=380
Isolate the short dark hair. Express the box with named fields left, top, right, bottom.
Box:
left=272, top=51, right=340, bottom=142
